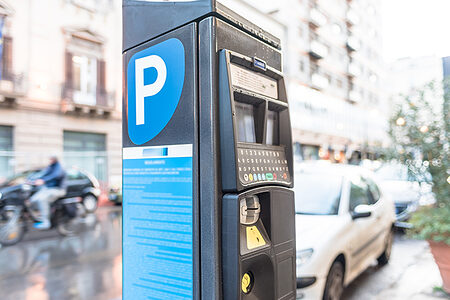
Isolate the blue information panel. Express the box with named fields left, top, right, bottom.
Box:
left=123, top=145, right=193, bottom=299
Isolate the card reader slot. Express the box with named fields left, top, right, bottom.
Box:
left=232, top=88, right=288, bottom=113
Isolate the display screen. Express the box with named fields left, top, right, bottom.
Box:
left=266, top=110, right=278, bottom=145
left=236, top=102, right=256, bottom=143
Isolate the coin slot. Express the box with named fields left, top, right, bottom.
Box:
left=241, top=271, right=254, bottom=294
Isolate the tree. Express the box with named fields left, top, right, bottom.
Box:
left=388, top=80, right=449, bottom=244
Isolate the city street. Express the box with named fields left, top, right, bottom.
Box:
left=0, top=206, right=122, bottom=300
left=0, top=206, right=446, bottom=300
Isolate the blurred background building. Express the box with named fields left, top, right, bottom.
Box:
left=223, top=0, right=388, bottom=163
left=0, top=0, right=390, bottom=186
left=0, top=0, right=122, bottom=189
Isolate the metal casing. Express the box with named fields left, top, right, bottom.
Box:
left=123, top=2, right=296, bottom=299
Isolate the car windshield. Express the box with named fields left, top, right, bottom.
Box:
left=375, top=164, right=431, bottom=182
left=375, top=164, right=409, bottom=181
left=294, top=172, right=343, bottom=215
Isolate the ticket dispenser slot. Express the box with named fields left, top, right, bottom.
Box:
left=220, top=49, right=296, bottom=300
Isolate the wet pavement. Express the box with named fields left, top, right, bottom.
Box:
left=343, top=232, right=446, bottom=300
left=0, top=206, right=122, bottom=300
left=1, top=206, right=447, bottom=300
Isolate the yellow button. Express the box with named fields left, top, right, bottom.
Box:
left=241, top=272, right=253, bottom=294
left=249, top=174, right=253, bottom=181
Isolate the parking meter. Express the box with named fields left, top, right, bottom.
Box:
left=122, top=1, right=296, bottom=299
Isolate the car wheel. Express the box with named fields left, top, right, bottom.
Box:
left=323, top=261, right=344, bottom=300
left=377, top=228, right=394, bottom=266
left=83, top=194, right=98, bottom=213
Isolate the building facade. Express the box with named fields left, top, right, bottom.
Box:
left=0, top=0, right=122, bottom=188
left=225, top=0, right=388, bottom=162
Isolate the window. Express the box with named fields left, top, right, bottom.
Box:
left=295, top=173, right=342, bottom=215
left=0, top=125, right=13, bottom=180
left=302, top=144, right=319, bottom=160
left=293, top=142, right=302, bottom=159
left=364, top=177, right=381, bottom=204
left=64, top=32, right=106, bottom=107
left=63, top=131, right=107, bottom=183
left=299, top=59, right=305, bottom=72
left=71, top=55, right=97, bottom=105
left=1, top=36, right=13, bottom=81
left=349, top=176, right=371, bottom=211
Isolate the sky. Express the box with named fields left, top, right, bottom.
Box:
left=381, top=0, right=450, bottom=63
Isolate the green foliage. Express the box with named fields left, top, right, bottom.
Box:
left=387, top=79, right=450, bottom=244
left=407, top=206, right=450, bottom=245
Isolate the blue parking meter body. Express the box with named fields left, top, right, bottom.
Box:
left=122, top=1, right=296, bottom=299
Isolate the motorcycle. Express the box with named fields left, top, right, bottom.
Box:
left=0, top=183, right=87, bottom=246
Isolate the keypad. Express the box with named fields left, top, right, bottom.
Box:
left=237, top=147, right=291, bottom=186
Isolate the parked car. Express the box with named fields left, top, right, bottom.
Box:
left=374, top=163, right=433, bottom=228
left=0, top=167, right=101, bottom=213
left=108, top=186, right=122, bottom=205
left=294, top=162, right=395, bottom=300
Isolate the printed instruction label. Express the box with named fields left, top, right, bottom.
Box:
left=123, top=144, right=193, bottom=299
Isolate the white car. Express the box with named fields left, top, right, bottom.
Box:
left=294, top=162, right=395, bottom=300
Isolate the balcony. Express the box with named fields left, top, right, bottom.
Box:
left=346, top=9, right=359, bottom=25
left=0, top=72, right=26, bottom=106
left=346, top=35, right=361, bottom=52
left=61, top=83, right=115, bottom=117
left=311, top=73, right=329, bottom=90
left=348, top=62, right=361, bottom=77
left=309, top=8, right=327, bottom=27
left=348, top=89, right=361, bottom=103
left=309, top=40, right=328, bottom=59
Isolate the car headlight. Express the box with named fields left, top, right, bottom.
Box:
left=296, top=248, right=314, bottom=266
left=0, top=192, right=2, bottom=200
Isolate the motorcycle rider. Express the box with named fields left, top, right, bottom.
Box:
left=31, top=155, right=66, bottom=229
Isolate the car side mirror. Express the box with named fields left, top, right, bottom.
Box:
left=351, top=204, right=372, bottom=220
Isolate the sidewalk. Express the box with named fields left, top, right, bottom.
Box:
left=375, top=243, right=446, bottom=299
left=344, top=234, right=447, bottom=300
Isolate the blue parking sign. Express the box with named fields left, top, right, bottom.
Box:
left=127, top=38, right=185, bottom=145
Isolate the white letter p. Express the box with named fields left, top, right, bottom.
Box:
left=135, top=55, right=167, bottom=125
